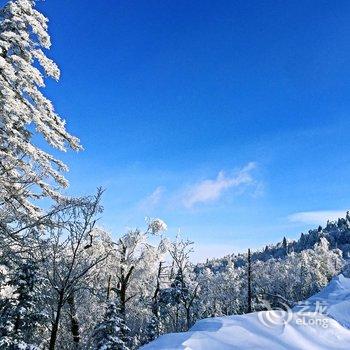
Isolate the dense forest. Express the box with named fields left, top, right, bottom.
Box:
left=0, top=186, right=347, bottom=349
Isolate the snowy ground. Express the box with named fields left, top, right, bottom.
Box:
left=141, top=274, right=350, bottom=350
left=293, top=274, right=350, bottom=329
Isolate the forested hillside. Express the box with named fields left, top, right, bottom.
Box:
left=201, top=212, right=350, bottom=272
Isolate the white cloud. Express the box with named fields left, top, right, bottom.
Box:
left=288, top=210, right=347, bottom=225
left=182, top=162, right=257, bottom=208
left=139, top=186, right=164, bottom=210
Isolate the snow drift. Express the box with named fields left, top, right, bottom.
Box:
left=141, top=274, right=350, bottom=350
left=293, top=273, right=350, bottom=329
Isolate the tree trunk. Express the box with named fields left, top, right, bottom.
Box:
left=247, top=248, right=252, bottom=313
left=185, top=306, right=191, bottom=331
left=68, top=292, right=80, bottom=347
left=106, top=275, right=111, bottom=301
left=175, top=305, right=179, bottom=331
left=49, top=290, right=65, bottom=350
left=150, top=262, right=163, bottom=338
left=119, top=283, right=126, bottom=318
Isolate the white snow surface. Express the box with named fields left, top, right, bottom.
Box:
left=294, top=273, right=350, bottom=329
left=141, top=274, right=350, bottom=349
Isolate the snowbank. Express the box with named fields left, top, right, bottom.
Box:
left=141, top=274, right=350, bottom=350
left=294, top=274, right=350, bottom=329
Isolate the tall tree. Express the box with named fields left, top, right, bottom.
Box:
left=0, top=0, right=81, bottom=227
left=112, top=219, right=167, bottom=319
left=146, top=261, right=165, bottom=341
left=39, top=190, right=109, bottom=350
left=247, top=248, right=252, bottom=313
left=167, top=238, right=199, bottom=331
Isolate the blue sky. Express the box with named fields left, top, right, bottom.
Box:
left=28, top=0, right=350, bottom=259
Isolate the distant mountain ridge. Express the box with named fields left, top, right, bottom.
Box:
left=197, top=212, right=350, bottom=272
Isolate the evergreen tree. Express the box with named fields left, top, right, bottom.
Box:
left=0, top=259, right=47, bottom=349
left=282, top=237, right=288, bottom=252
left=145, top=315, right=161, bottom=343
left=93, top=301, right=130, bottom=350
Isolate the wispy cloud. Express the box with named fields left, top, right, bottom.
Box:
left=138, top=186, right=164, bottom=210
left=288, top=210, right=347, bottom=225
left=182, top=162, right=258, bottom=208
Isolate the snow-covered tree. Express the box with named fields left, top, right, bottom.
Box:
left=163, top=237, right=199, bottom=331
left=251, top=238, right=344, bottom=310
left=145, top=261, right=166, bottom=342
left=109, top=219, right=168, bottom=344
left=0, top=258, right=47, bottom=349
left=93, top=300, right=130, bottom=350
left=0, top=0, right=81, bottom=225
left=39, top=190, right=110, bottom=350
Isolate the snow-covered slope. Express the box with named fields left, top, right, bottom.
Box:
left=141, top=274, right=350, bottom=350
left=294, top=274, right=350, bottom=329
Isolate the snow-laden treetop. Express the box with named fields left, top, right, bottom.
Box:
left=0, top=0, right=81, bottom=219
